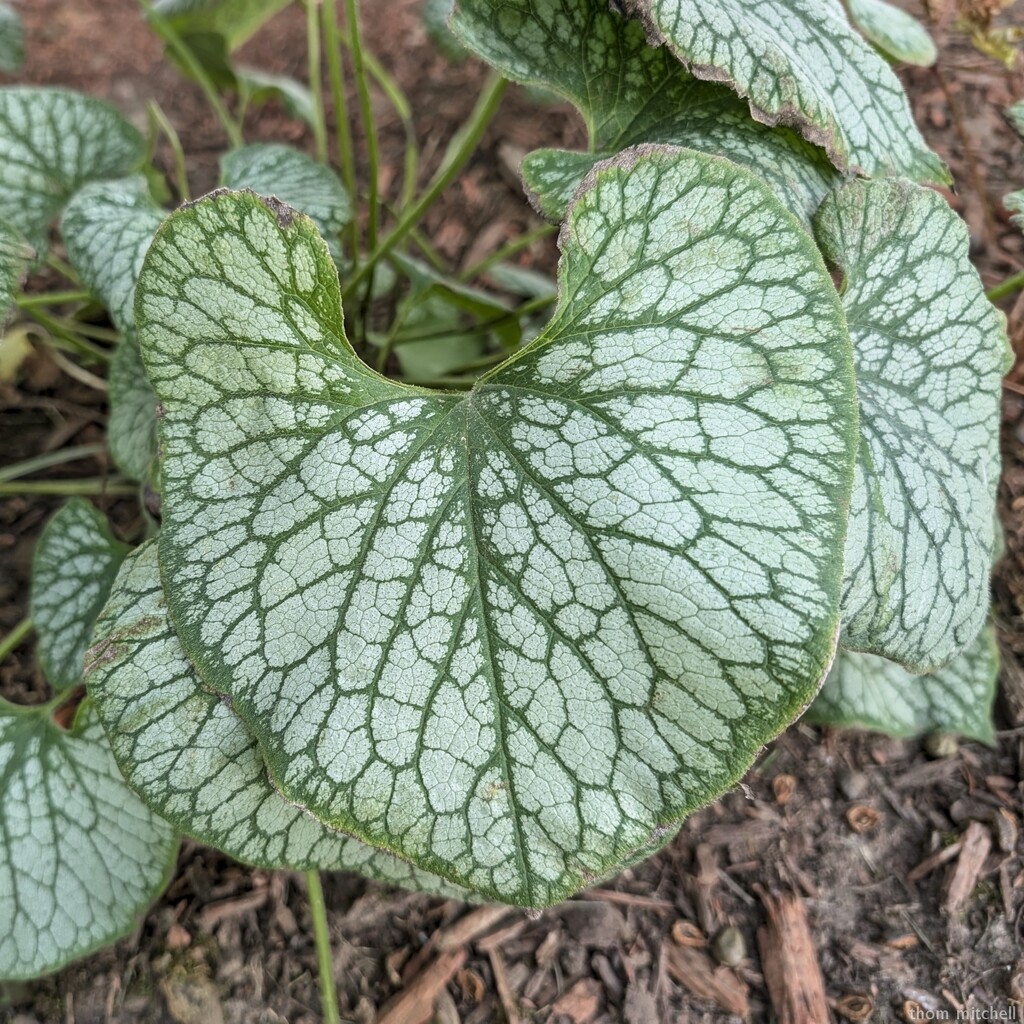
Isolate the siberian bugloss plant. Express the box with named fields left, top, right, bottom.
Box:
left=0, top=0, right=1010, bottom=1007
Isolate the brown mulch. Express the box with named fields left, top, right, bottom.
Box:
left=2, top=1, right=1024, bottom=1022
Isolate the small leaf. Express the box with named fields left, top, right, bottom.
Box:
left=237, top=67, right=317, bottom=128
left=808, top=626, right=998, bottom=743
left=62, top=176, right=165, bottom=334
left=0, top=88, right=144, bottom=252
left=450, top=0, right=840, bottom=224
left=150, top=0, right=289, bottom=50
left=108, top=337, right=159, bottom=482
left=847, top=0, right=937, bottom=67
left=0, top=701, right=178, bottom=980
left=1006, top=190, right=1024, bottom=230
left=0, top=3, right=24, bottom=73
left=619, top=0, right=946, bottom=181
left=424, top=0, right=467, bottom=61
left=31, top=500, right=130, bottom=691
left=87, top=542, right=470, bottom=898
left=219, top=144, right=352, bottom=260
left=137, top=148, right=858, bottom=905
left=815, top=179, right=1009, bottom=672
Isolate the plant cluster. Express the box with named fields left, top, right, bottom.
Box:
left=0, top=0, right=1012, bottom=1008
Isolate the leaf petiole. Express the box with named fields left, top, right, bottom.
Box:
left=306, top=871, right=341, bottom=1024
left=0, top=616, right=33, bottom=665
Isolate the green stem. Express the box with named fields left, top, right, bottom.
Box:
left=459, top=222, right=557, bottom=281
left=0, top=617, right=33, bottom=664
left=17, top=307, right=113, bottom=362
left=306, top=872, right=340, bottom=1024
left=45, top=254, right=80, bottom=285
left=0, top=443, right=107, bottom=484
left=143, top=0, right=244, bottom=148
left=322, top=0, right=358, bottom=259
left=0, top=478, right=136, bottom=497
left=148, top=100, right=191, bottom=200
left=305, top=0, right=329, bottom=164
left=360, top=50, right=418, bottom=210
left=989, top=269, right=1024, bottom=303
left=392, top=293, right=552, bottom=347
left=344, top=0, right=380, bottom=253
left=15, top=290, right=94, bottom=309
left=343, top=73, right=507, bottom=301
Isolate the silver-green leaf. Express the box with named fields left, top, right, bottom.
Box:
left=137, top=149, right=858, bottom=906
left=0, top=88, right=144, bottom=252
left=62, top=175, right=165, bottom=334
left=809, top=626, right=998, bottom=743
left=0, top=701, right=178, bottom=980
left=31, top=500, right=130, bottom=692
left=451, top=0, right=839, bottom=224
left=847, top=0, right=937, bottom=67
left=815, top=179, right=1010, bottom=672
left=108, top=337, right=159, bottom=482
left=0, top=217, right=29, bottom=326
left=87, top=542, right=470, bottom=897
left=220, top=144, right=352, bottom=260
left=0, top=3, right=24, bottom=73
left=621, top=0, right=946, bottom=181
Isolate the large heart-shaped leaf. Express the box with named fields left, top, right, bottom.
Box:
left=847, top=0, right=937, bottom=67
left=87, top=543, right=470, bottom=896
left=621, top=0, right=945, bottom=182
left=0, top=88, right=144, bottom=252
left=451, top=0, right=839, bottom=224
left=808, top=626, right=998, bottom=743
left=0, top=3, right=24, bottom=73
left=137, top=149, right=857, bottom=906
left=0, top=701, right=178, bottom=980
left=31, top=500, right=130, bottom=692
left=220, top=144, right=351, bottom=261
left=62, top=176, right=166, bottom=479
left=815, top=179, right=1009, bottom=672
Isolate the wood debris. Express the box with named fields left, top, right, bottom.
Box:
left=756, top=889, right=829, bottom=1024
left=664, top=942, right=749, bottom=1018
left=944, top=820, right=993, bottom=913
left=377, top=948, right=467, bottom=1024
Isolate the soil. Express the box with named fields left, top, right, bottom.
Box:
left=2, top=1, right=1024, bottom=1022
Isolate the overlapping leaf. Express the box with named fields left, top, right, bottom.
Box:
left=809, top=626, right=998, bottom=743
left=87, top=542, right=469, bottom=895
left=0, top=702, right=178, bottom=980
left=848, top=0, right=937, bottom=67
left=0, top=3, right=24, bottom=73
left=424, top=0, right=467, bottom=61
left=62, top=176, right=166, bottom=479
left=137, top=148, right=857, bottom=905
left=621, top=0, right=945, bottom=181
left=0, top=88, right=144, bottom=251
left=815, top=179, right=1009, bottom=672
left=31, top=500, right=130, bottom=691
left=450, top=0, right=839, bottom=224
left=220, top=144, right=352, bottom=260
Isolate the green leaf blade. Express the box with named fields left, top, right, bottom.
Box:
left=848, top=0, right=937, bottom=67
left=451, top=0, right=841, bottom=224
left=809, top=626, right=998, bottom=743
left=137, top=150, right=858, bottom=906
left=0, top=704, right=178, bottom=980
left=816, top=179, right=1010, bottom=672
left=624, top=0, right=946, bottom=182
left=220, top=144, right=352, bottom=260
left=86, top=543, right=472, bottom=897
left=0, top=88, right=144, bottom=252
left=31, top=500, right=131, bottom=691
left=0, top=3, right=24, bottom=73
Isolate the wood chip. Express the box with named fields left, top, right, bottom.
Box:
left=548, top=978, right=602, bottom=1024
left=756, top=889, right=829, bottom=1024
left=377, top=948, right=467, bottom=1024
left=195, top=889, right=268, bottom=930
left=436, top=905, right=514, bottom=952
left=945, top=820, right=992, bottom=913
left=488, top=949, right=520, bottom=1024
left=664, top=943, right=749, bottom=1018
left=906, top=840, right=963, bottom=883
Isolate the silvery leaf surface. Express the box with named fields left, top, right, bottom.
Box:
left=31, top=500, right=130, bottom=692
left=816, top=179, right=1010, bottom=672
left=809, top=626, right=998, bottom=743
left=136, top=149, right=858, bottom=906
left=0, top=701, right=178, bottom=980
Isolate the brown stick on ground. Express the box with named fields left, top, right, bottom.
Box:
left=756, top=888, right=830, bottom=1024
left=664, top=943, right=749, bottom=1018
left=945, top=820, right=993, bottom=914
left=377, top=948, right=468, bottom=1024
